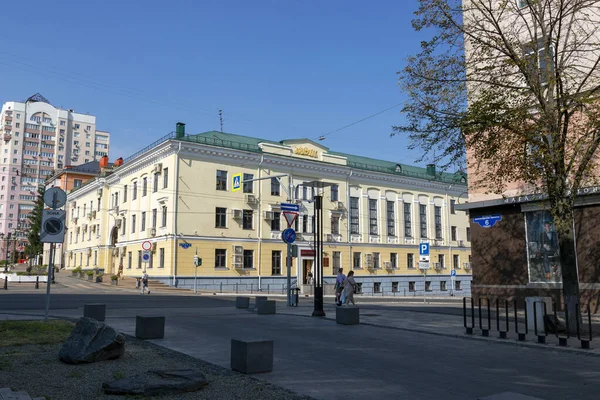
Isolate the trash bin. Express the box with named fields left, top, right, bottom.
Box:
left=290, top=288, right=300, bottom=307
left=525, top=296, right=551, bottom=332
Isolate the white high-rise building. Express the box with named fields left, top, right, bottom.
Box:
left=0, top=93, right=110, bottom=259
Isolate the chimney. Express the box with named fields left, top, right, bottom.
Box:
left=176, top=122, right=185, bottom=139
left=99, top=155, right=109, bottom=168
left=426, top=163, right=436, bottom=177
left=114, top=157, right=124, bottom=167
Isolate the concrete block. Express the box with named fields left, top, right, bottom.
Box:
left=336, top=306, right=360, bottom=325
left=256, top=300, right=276, bottom=315
left=230, top=339, right=273, bottom=374
left=236, top=297, right=250, bottom=309
left=83, top=303, right=106, bottom=322
left=135, top=316, right=165, bottom=339
left=254, top=296, right=268, bottom=307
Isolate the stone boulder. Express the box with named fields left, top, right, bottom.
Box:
left=102, top=369, right=208, bottom=396
left=59, top=317, right=125, bottom=364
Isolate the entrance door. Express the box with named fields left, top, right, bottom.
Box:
left=303, top=259, right=313, bottom=284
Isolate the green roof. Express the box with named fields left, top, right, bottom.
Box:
left=182, top=131, right=467, bottom=185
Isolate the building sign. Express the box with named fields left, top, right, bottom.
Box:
left=473, top=215, right=502, bottom=228
left=293, top=147, right=318, bottom=158
left=504, top=185, right=600, bottom=205
left=300, top=250, right=315, bottom=257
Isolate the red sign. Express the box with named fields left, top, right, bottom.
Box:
left=282, top=211, right=298, bottom=228
left=301, top=250, right=315, bottom=257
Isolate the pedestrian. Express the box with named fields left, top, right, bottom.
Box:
left=335, top=268, right=346, bottom=306
left=341, top=271, right=357, bottom=306
left=141, top=271, right=150, bottom=294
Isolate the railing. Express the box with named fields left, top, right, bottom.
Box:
left=181, top=134, right=262, bottom=153
left=123, top=131, right=176, bottom=164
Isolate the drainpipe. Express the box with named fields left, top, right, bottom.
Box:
left=172, top=141, right=182, bottom=286
left=446, top=185, right=453, bottom=295
left=347, top=170, right=353, bottom=271
left=257, top=155, right=264, bottom=290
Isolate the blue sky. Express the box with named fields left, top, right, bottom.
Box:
left=0, top=0, right=435, bottom=168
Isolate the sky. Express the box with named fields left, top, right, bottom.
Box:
left=0, top=0, right=436, bottom=168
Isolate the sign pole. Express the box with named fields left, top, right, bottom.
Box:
left=423, top=268, right=427, bottom=304
left=44, top=191, right=58, bottom=320
left=194, top=247, right=198, bottom=294
left=286, top=242, right=292, bottom=306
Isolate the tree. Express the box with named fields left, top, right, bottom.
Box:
left=26, top=186, right=45, bottom=261
left=394, top=0, right=600, bottom=323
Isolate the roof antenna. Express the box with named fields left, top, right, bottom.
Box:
left=219, top=109, right=223, bottom=133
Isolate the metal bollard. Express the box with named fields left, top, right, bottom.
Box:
left=533, top=301, right=547, bottom=344
left=554, top=301, right=569, bottom=347
left=267, top=284, right=270, bottom=294
left=479, top=298, right=491, bottom=337
left=220, top=282, right=223, bottom=294
left=576, top=303, right=593, bottom=349
left=514, top=299, right=528, bottom=341
left=3, top=277, right=7, bottom=290
left=236, top=283, right=239, bottom=294
left=35, top=275, right=39, bottom=289
left=463, top=297, right=474, bottom=335
left=496, top=299, right=509, bottom=339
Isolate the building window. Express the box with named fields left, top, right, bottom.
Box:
left=215, top=249, right=226, bottom=268
left=243, top=250, right=254, bottom=269
left=127, top=252, right=132, bottom=269
left=216, top=170, right=227, bottom=191
left=524, top=39, right=554, bottom=84
left=373, top=252, right=380, bottom=269
left=333, top=251, right=341, bottom=272
left=419, top=204, right=427, bottom=238
left=163, top=168, right=168, bottom=188
left=369, top=199, right=378, bottom=235
left=407, top=253, right=414, bottom=269
left=142, top=177, right=148, bottom=196
left=353, top=252, right=361, bottom=269
left=74, top=179, right=82, bottom=188
left=404, top=203, right=412, bottom=237
left=434, top=206, right=442, bottom=239
left=123, top=185, right=128, bottom=202
left=390, top=253, right=397, bottom=269
left=440, top=281, right=447, bottom=291
left=133, top=181, right=137, bottom=200
left=453, top=254, right=459, bottom=270
left=153, top=173, right=159, bottom=193
left=137, top=250, right=142, bottom=269
left=271, top=251, right=281, bottom=275
left=148, top=251, right=154, bottom=269
left=450, top=199, right=456, bottom=214
left=271, top=211, right=281, bottom=231
left=302, top=215, right=308, bottom=233
left=331, top=185, right=339, bottom=202
left=270, top=177, right=280, bottom=196
left=216, top=207, right=227, bottom=228
left=161, top=206, right=167, bottom=227
left=455, top=280, right=462, bottom=290
left=152, top=209, right=157, bottom=228
left=409, top=281, right=416, bottom=292
left=392, top=282, right=398, bottom=292
left=350, top=197, right=359, bottom=234
left=466, top=227, right=471, bottom=242
left=94, top=251, right=97, bottom=265
left=438, top=254, right=445, bottom=269
left=131, top=214, right=136, bottom=233
left=141, top=211, right=146, bottom=231
left=331, top=215, right=340, bottom=235
left=374, top=282, right=381, bottom=293
left=122, top=217, right=127, bottom=235
left=159, top=248, right=165, bottom=268
left=451, top=226, right=457, bottom=241
left=302, top=186, right=308, bottom=200
left=387, top=201, right=395, bottom=236
left=425, top=281, right=432, bottom=291
left=243, top=210, right=253, bottom=230
left=243, top=173, right=253, bottom=193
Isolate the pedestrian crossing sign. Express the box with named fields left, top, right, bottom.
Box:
left=232, top=173, right=242, bottom=192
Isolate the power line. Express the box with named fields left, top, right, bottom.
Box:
left=316, top=103, right=403, bottom=140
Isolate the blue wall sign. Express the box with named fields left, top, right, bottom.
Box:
left=419, top=242, right=430, bottom=256
left=179, top=243, right=192, bottom=249
left=473, top=215, right=502, bottom=228
left=451, top=270, right=457, bottom=277
left=282, top=228, right=296, bottom=244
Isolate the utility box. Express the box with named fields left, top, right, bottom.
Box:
left=525, top=297, right=552, bottom=333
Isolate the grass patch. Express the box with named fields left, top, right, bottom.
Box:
left=0, top=320, right=74, bottom=347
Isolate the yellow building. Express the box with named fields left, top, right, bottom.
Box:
left=65, top=123, right=472, bottom=296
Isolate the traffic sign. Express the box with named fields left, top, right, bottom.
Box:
left=282, top=211, right=298, bottom=228
left=142, top=250, right=151, bottom=263
left=281, top=202, right=300, bottom=212
left=40, top=210, right=66, bottom=243
left=451, top=269, right=457, bottom=277
left=232, top=173, right=242, bottom=192
left=418, top=262, right=430, bottom=270
left=141, top=241, right=152, bottom=251
left=419, top=242, right=430, bottom=262
left=473, top=215, right=502, bottom=228
left=282, top=228, right=296, bottom=244
left=43, top=187, right=67, bottom=209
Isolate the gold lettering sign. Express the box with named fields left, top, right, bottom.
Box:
left=293, top=147, right=318, bottom=158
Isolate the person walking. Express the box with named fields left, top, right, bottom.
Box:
left=335, top=268, right=346, bottom=306
left=140, top=271, right=150, bottom=294
left=341, top=270, right=356, bottom=306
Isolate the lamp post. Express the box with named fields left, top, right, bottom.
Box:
left=0, top=233, right=6, bottom=273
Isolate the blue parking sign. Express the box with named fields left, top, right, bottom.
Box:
left=419, top=242, right=430, bottom=256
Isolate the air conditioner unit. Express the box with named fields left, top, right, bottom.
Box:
left=113, top=206, right=119, bottom=214
left=150, top=227, right=156, bottom=236
left=457, top=240, right=464, bottom=247
left=434, top=262, right=443, bottom=269
left=336, top=201, right=345, bottom=211
left=246, top=194, right=257, bottom=204
left=325, top=234, right=333, bottom=242
left=233, top=254, right=243, bottom=269
left=384, top=261, right=391, bottom=269
left=232, top=209, right=243, bottom=219
left=263, top=211, right=274, bottom=220
left=96, top=189, right=103, bottom=198
left=296, top=233, right=303, bottom=241
left=233, top=245, right=243, bottom=255
left=365, top=253, right=374, bottom=268
left=153, top=163, right=163, bottom=173
left=463, top=262, right=472, bottom=270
